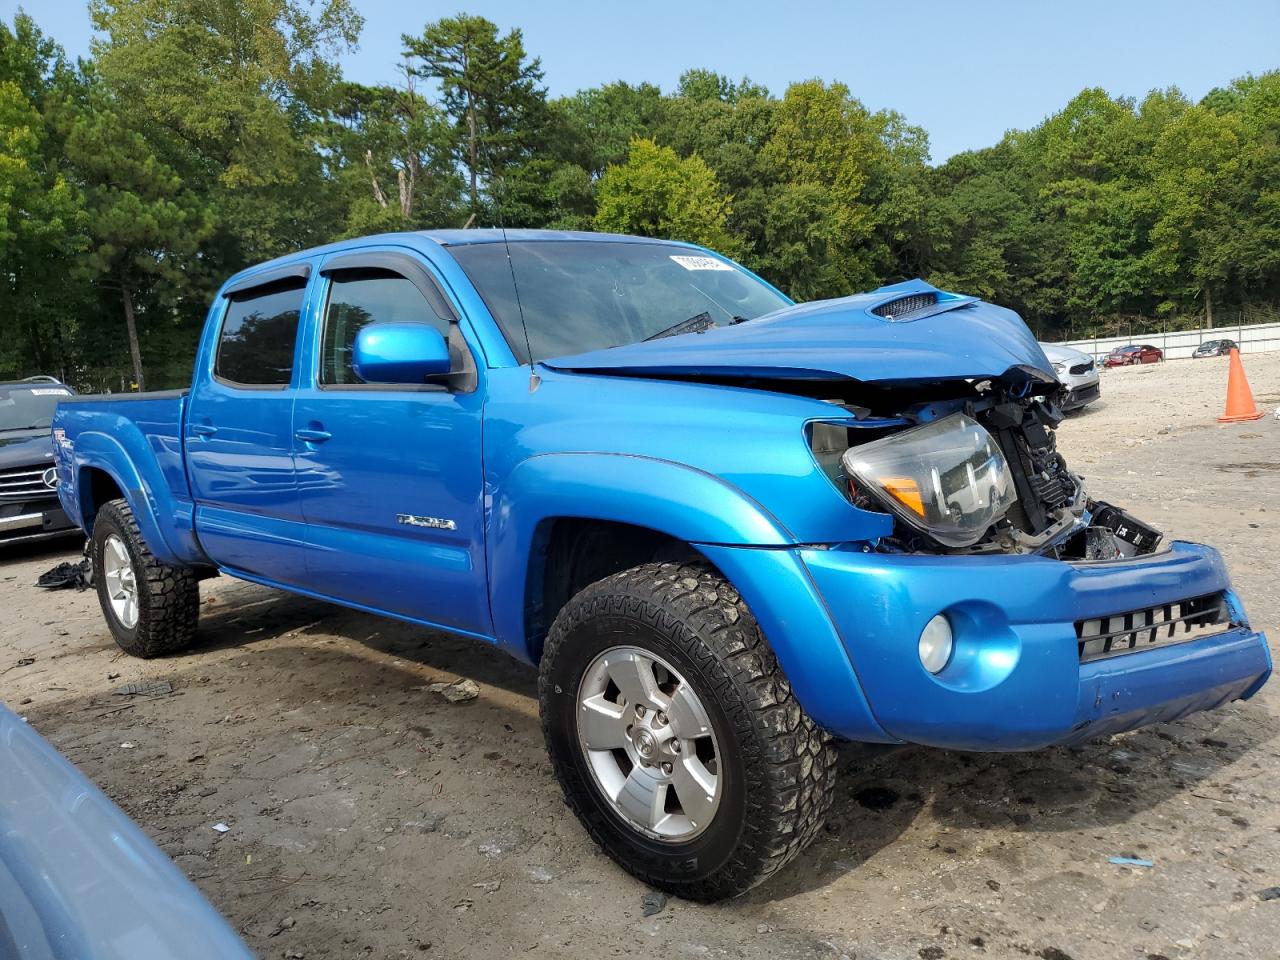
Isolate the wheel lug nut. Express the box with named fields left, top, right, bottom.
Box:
left=654, top=712, right=668, bottom=726
left=660, top=762, right=673, bottom=775
left=670, top=740, right=680, bottom=753
left=634, top=704, right=646, bottom=718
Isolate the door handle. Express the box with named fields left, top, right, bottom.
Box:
left=190, top=423, right=218, bottom=438
left=295, top=428, right=332, bottom=443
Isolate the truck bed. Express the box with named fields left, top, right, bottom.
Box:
left=53, top=390, right=205, bottom=566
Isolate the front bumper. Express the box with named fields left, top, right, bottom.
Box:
left=0, top=501, right=75, bottom=544
left=799, top=541, right=1270, bottom=750
left=1060, top=378, right=1100, bottom=410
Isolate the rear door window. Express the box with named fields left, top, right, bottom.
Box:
left=215, top=281, right=306, bottom=387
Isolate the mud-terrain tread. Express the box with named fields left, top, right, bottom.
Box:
left=93, top=498, right=200, bottom=658
left=539, top=560, right=838, bottom=900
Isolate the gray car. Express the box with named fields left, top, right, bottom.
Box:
left=0, top=704, right=252, bottom=958
left=1040, top=342, right=1101, bottom=411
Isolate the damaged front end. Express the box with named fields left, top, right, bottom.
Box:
left=547, top=278, right=1165, bottom=561
left=808, top=370, right=1161, bottom=562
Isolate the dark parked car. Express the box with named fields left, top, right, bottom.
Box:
left=1103, top=344, right=1163, bottom=367
left=0, top=376, right=78, bottom=544
left=1192, top=338, right=1238, bottom=358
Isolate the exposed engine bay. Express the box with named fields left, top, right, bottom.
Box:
left=802, top=374, right=1165, bottom=561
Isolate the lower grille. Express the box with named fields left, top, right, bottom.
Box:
left=1068, top=382, right=1100, bottom=405
left=0, top=465, right=55, bottom=501
left=1077, top=593, right=1231, bottom=662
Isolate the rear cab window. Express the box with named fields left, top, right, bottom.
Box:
left=215, top=280, right=307, bottom=388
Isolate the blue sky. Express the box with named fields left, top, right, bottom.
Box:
left=6, top=0, right=1279, bottom=161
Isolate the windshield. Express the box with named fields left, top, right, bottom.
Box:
left=449, top=240, right=791, bottom=362
left=0, top=385, right=72, bottom=432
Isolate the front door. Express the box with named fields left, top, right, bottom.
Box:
left=291, top=250, right=491, bottom=637
left=186, top=271, right=312, bottom=586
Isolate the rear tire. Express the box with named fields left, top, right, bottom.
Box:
left=91, top=498, right=200, bottom=658
left=539, top=560, right=837, bottom=901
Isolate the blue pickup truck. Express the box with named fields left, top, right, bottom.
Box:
left=54, top=230, right=1270, bottom=899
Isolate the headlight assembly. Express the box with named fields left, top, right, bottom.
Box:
left=840, top=413, right=1017, bottom=547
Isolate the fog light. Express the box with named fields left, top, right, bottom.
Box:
left=918, top=614, right=954, bottom=674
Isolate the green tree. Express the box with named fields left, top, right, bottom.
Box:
left=403, top=14, right=549, bottom=220
left=0, top=14, right=87, bottom=380
left=328, top=70, right=464, bottom=235
left=55, top=74, right=210, bottom=390
left=554, top=80, right=668, bottom=176
left=757, top=80, right=891, bottom=298
left=594, top=138, right=737, bottom=253
left=89, top=0, right=362, bottom=261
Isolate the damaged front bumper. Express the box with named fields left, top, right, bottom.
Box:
left=798, top=540, right=1271, bottom=750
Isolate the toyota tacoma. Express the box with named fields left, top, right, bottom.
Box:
left=52, top=231, right=1271, bottom=900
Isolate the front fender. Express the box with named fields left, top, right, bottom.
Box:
left=487, top=452, right=792, bottom=659
left=64, top=430, right=203, bottom=567
left=696, top=543, right=896, bottom=743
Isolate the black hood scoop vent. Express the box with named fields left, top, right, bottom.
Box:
left=871, top=292, right=938, bottom=322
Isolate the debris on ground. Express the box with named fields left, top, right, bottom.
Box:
left=1258, top=887, right=1280, bottom=901
left=641, top=891, right=667, bottom=917
left=525, top=865, right=558, bottom=884
left=112, top=680, right=174, bottom=698
left=426, top=678, right=480, bottom=703
left=35, top=559, right=90, bottom=590
left=268, top=916, right=296, bottom=937
left=212, top=822, right=231, bottom=833
left=1107, top=856, right=1154, bottom=868
left=477, top=825, right=529, bottom=859
left=14, top=657, right=35, bottom=668
left=855, top=786, right=900, bottom=810
left=472, top=880, right=501, bottom=894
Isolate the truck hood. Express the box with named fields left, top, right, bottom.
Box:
left=0, top=429, right=56, bottom=471
left=545, top=280, right=1054, bottom=386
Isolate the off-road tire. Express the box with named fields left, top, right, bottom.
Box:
left=539, top=560, right=838, bottom=901
left=91, top=498, right=200, bottom=658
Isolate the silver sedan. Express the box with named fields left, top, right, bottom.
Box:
left=1040, top=342, right=1101, bottom=411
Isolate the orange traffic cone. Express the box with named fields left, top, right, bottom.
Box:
left=1217, top=348, right=1264, bottom=423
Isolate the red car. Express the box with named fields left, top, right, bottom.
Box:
left=1103, top=344, right=1163, bottom=367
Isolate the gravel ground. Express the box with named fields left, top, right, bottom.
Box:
left=2, top=353, right=1279, bottom=960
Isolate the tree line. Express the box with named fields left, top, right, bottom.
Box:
left=2, top=2, right=1277, bottom=391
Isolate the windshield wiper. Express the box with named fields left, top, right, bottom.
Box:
left=645, top=311, right=717, bottom=342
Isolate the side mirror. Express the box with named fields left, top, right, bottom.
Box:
left=353, top=322, right=451, bottom=384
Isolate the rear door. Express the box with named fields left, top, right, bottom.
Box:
left=290, top=248, right=492, bottom=637
left=186, top=266, right=312, bottom=585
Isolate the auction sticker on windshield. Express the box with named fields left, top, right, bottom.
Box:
left=670, top=255, right=733, bottom=271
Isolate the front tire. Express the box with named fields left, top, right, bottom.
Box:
left=539, top=560, right=837, bottom=901
left=91, top=498, right=200, bottom=658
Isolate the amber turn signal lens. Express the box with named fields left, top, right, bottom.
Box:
left=881, top=477, right=924, bottom=517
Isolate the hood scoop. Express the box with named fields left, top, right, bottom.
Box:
left=545, top=279, right=1054, bottom=387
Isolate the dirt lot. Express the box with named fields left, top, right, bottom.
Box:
left=3, top=353, right=1279, bottom=960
